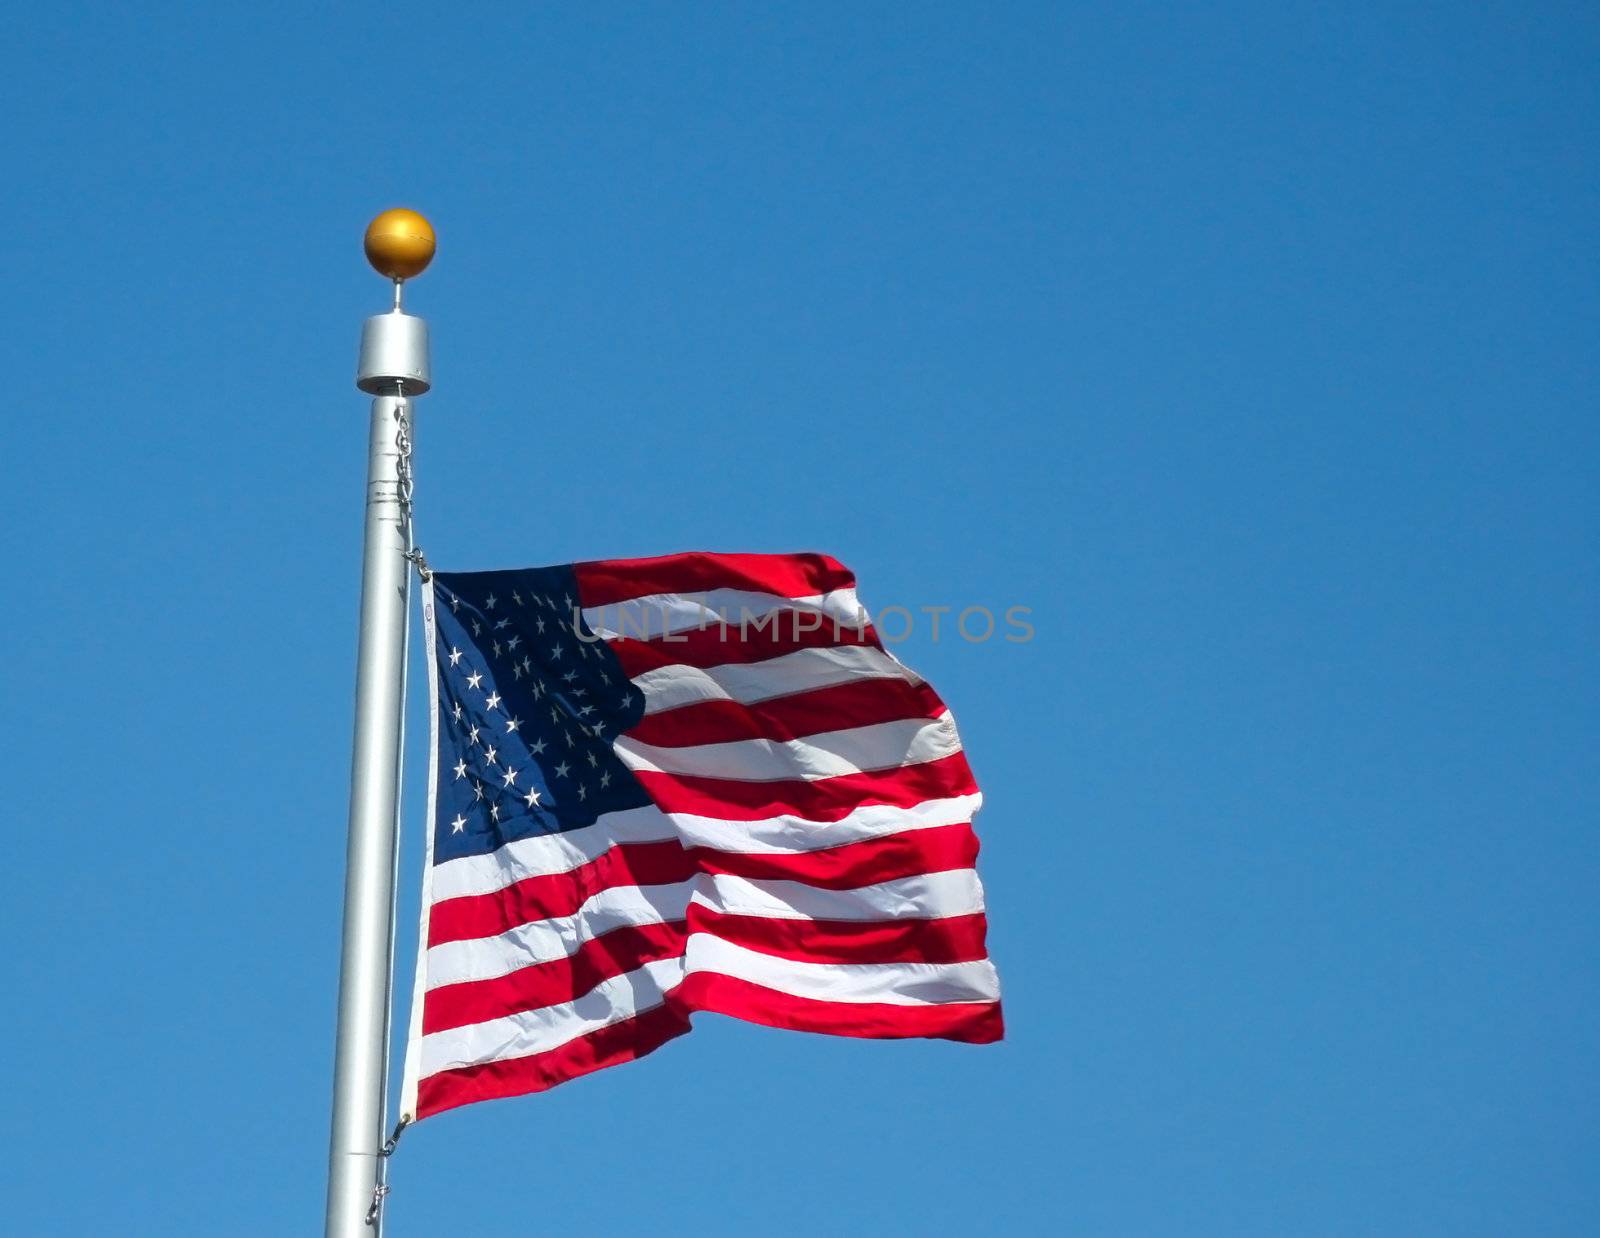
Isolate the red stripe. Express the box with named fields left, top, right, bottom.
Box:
left=428, top=840, right=692, bottom=947
left=422, top=920, right=688, bottom=1034
left=625, top=677, right=949, bottom=748
left=694, top=822, right=979, bottom=889
left=575, top=552, right=855, bottom=607
left=415, top=999, right=693, bottom=1119
left=690, top=907, right=992, bottom=965
left=416, top=968, right=1002, bottom=1119
left=608, top=620, right=874, bottom=677
left=633, top=751, right=978, bottom=821
left=674, top=971, right=1004, bottom=1043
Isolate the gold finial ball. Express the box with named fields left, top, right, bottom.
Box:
left=364, top=208, right=436, bottom=280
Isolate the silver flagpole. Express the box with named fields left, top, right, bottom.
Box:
left=326, top=210, right=435, bottom=1238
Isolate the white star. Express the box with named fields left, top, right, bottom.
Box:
left=452, top=702, right=463, bottom=722
left=532, top=681, right=545, bottom=700
left=562, top=670, right=578, bottom=684
left=489, top=803, right=501, bottom=822
left=535, top=616, right=546, bottom=634
left=586, top=751, right=599, bottom=768
left=502, top=767, right=519, bottom=786
left=507, top=635, right=522, bottom=651
left=466, top=670, right=483, bottom=690
left=513, top=664, right=524, bottom=681
left=450, top=813, right=468, bottom=834
left=485, top=592, right=498, bottom=610
left=599, top=672, right=611, bottom=686
left=449, top=646, right=463, bottom=666
left=550, top=642, right=564, bottom=660
left=529, top=738, right=547, bottom=755
left=449, top=593, right=460, bottom=612
left=563, top=593, right=574, bottom=610
left=591, top=719, right=606, bottom=736
left=492, top=640, right=502, bottom=658
left=512, top=590, right=523, bottom=606
left=600, top=770, right=612, bottom=788
left=483, top=745, right=498, bottom=765
left=578, top=785, right=588, bottom=801
left=554, top=761, right=571, bottom=779
left=524, top=787, right=542, bottom=807
left=473, top=782, right=484, bottom=801
left=572, top=687, right=588, bottom=698
left=495, top=618, right=511, bottom=631
left=467, top=725, right=481, bottom=746
left=484, top=691, right=502, bottom=711
left=453, top=759, right=468, bottom=780
left=564, top=731, right=575, bottom=748
left=506, top=715, right=521, bottom=733
left=471, top=620, right=482, bottom=636
left=578, top=704, right=595, bottom=717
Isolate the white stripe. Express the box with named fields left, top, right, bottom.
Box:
left=419, top=956, right=686, bottom=1075
left=669, top=793, right=983, bottom=855
left=614, top=711, right=960, bottom=783
left=583, top=588, right=868, bottom=642
left=632, top=643, right=922, bottom=715
left=685, top=934, right=1001, bottom=1006
left=689, top=868, right=987, bottom=922
left=426, top=880, right=695, bottom=988
left=429, top=806, right=676, bottom=903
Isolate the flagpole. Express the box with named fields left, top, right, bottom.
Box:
left=326, top=210, right=435, bottom=1238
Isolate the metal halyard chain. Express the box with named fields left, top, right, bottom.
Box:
left=395, top=392, right=430, bottom=580
left=364, top=1118, right=410, bottom=1227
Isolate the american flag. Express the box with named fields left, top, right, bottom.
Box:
left=399, top=551, right=1001, bottom=1121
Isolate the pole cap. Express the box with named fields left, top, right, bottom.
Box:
left=364, top=209, right=436, bottom=280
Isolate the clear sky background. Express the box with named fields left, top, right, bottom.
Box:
left=2, top=4, right=1596, bottom=1235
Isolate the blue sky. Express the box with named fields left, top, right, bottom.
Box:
left=2, top=3, right=1596, bottom=1234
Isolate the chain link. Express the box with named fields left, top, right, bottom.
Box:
left=394, top=394, right=416, bottom=527
left=364, top=1182, right=390, bottom=1228
left=394, top=394, right=429, bottom=580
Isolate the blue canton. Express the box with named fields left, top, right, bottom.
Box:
left=429, top=567, right=649, bottom=864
